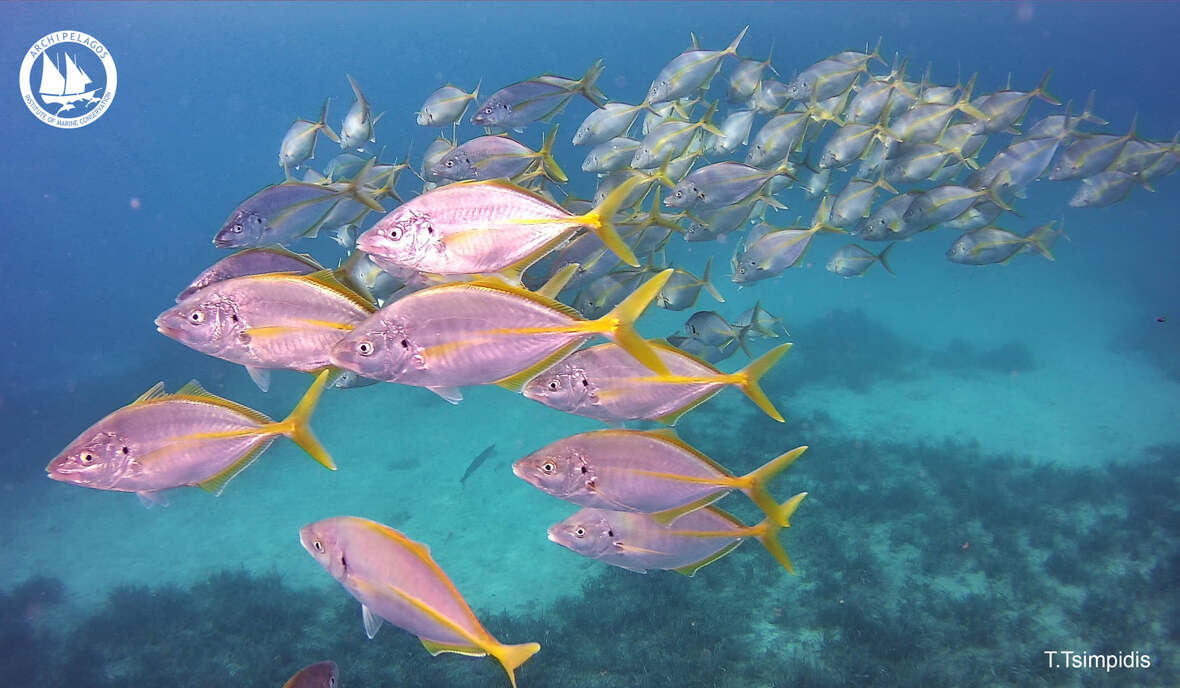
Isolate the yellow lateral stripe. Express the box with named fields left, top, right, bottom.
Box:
left=619, top=466, right=736, bottom=487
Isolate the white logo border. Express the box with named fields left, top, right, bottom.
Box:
left=19, top=29, right=117, bottom=129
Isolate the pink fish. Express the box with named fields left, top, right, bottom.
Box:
left=514, top=430, right=805, bottom=525
left=330, top=271, right=673, bottom=403
left=300, top=516, right=540, bottom=687
left=156, top=270, right=375, bottom=392
left=522, top=340, right=791, bottom=424
left=356, top=176, right=641, bottom=277
left=47, top=371, right=334, bottom=506
left=548, top=493, right=805, bottom=576
left=281, top=660, right=338, bottom=688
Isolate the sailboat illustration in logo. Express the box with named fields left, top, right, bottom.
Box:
left=38, top=51, right=102, bottom=114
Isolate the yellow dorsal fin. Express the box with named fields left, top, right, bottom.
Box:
left=447, top=279, right=585, bottom=321
left=302, top=269, right=378, bottom=312
left=133, top=382, right=167, bottom=404
left=168, top=380, right=275, bottom=426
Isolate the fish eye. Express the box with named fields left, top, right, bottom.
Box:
left=445, top=159, right=454, bottom=167
left=388, top=227, right=401, bottom=240
left=574, top=527, right=586, bottom=538
left=121, top=446, right=129, bottom=455
left=483, top=107, right=493, bottom=115
left=674, top=191, right=683, bottom=199
left=189, top=311, right=205, bottom=323
left=357, top=341, right=374, bottom=356
left=541, top=461, right=556, bottom=473
left=547, top=380, right=559, bottom=391
left=232, top=224, right=243, bottom=233
left=80, top=452, right=95, bottom=465
left=313, top=540, right=324, bottom=553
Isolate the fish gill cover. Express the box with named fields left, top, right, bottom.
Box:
left=1, top=2, right=1178, bottom=687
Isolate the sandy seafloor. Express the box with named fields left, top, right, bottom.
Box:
left=2, top=2, right=1180, bottom=686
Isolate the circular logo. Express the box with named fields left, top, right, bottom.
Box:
left=19, top=30, right=117, bottom=128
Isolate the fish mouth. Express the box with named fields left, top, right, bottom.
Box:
left=546, top=528, right=561, bottom=544
left=510, top=461, right=526, bottom=480
left=155, top=322, right=182, bottom=339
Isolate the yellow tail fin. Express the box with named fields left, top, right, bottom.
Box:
left=571, top=176, right=643, bottom=267
left=277, top=370, right=336, bottom=470
left=757, top=492, right=807, bottom=575
left=740, top=446, right=807, bottom=526
left=490, top=641, right=541, bottom=688
left=736, top=343, right=791, bottom=422
left=594, top=269, right=673, bottom=375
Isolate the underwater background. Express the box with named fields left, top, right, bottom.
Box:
left=2, top=2, right=1178, bottom=686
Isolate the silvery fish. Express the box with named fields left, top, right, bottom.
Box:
left=818, top=117, right=896, bottom=170
left=176, top=247, right=323, bottom=302
left=783, top=58, right=861, bottom=103
left=631, top=102, right=724, bottom=169
left=665, top=333, right=738, bottom=364
left=684, top=198, right=760, bottom=242
left=829, top=174, right=898, bottom=227
left=731, top=218, right=829, bottom=284
left=281, top=661, right=338, bottom=688
left=902, top=184, right=1010, bottom=230
left=1021, top=90, right=1106, bottom=141
left=300, top=517, right=539, bottom=688
left=421, top=136, right=456, bottom=184
left=703, top=109, right=755, bottom=156
left=514, top=429, right=805, bottom=524
left=1068, top=170, right=1149, bottom=208
left=548, top=496, right=804, bottom=576
left=331, top=369, right=381, bottom=390
left=582, top=137, right=642, bottom=173
left=357, top=176, right=642, bottom=277
left=751, top=79, right=791, bottom=114
left=47, top=372, right=334, bottom=506
left=972, top=134, right=1063, bottom=191
left=647, top=27, right=747, bottom=104
left=279, top=99, right=340, bottom=178
left=940, top=200, right=1004, bottom=233
left=472, top=61, right=607, bottom=130
left=826, top=243, right=895, bottom=277
left=886, top=74, right=988, bottom=145
left=431, top=128, right=566, bottom=183
left=156, top=270, right=376, bottom=392
left=947, top=222, right=1061, bottom=265
left=337, top=249, right=404, bottom=306
left=572, top=102, right=652, bottom=146
left=665, top=160, right=792, bottom=211
left=329, top=271, right=673, bottom=403
left=1048, top=115, right=1139, bottom=180
left=341, top=75, right=381, bottom=152
left=417, top=81, right=480, bottom=127
left=857, top=191, right=921, bottom=241
left=213, top=166, right=384, bottom=248
left=967, top=70, right=1060, bottom=135
left=1108, top=138, right=1171, bottom=175
left=522, top=340, right=790, bottom=424
left=727, top=48, right=776, bottom=104
left=573, top=271, right=640, bottom=320
left=655, top=258, right=724, bottom=311
left=746, top=111, right=810, bottom=167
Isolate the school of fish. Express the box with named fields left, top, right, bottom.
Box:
left=43, top=28, right=1178, bottom=685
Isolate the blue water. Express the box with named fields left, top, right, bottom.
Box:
left=2, top=3, right=1178, bottom=687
